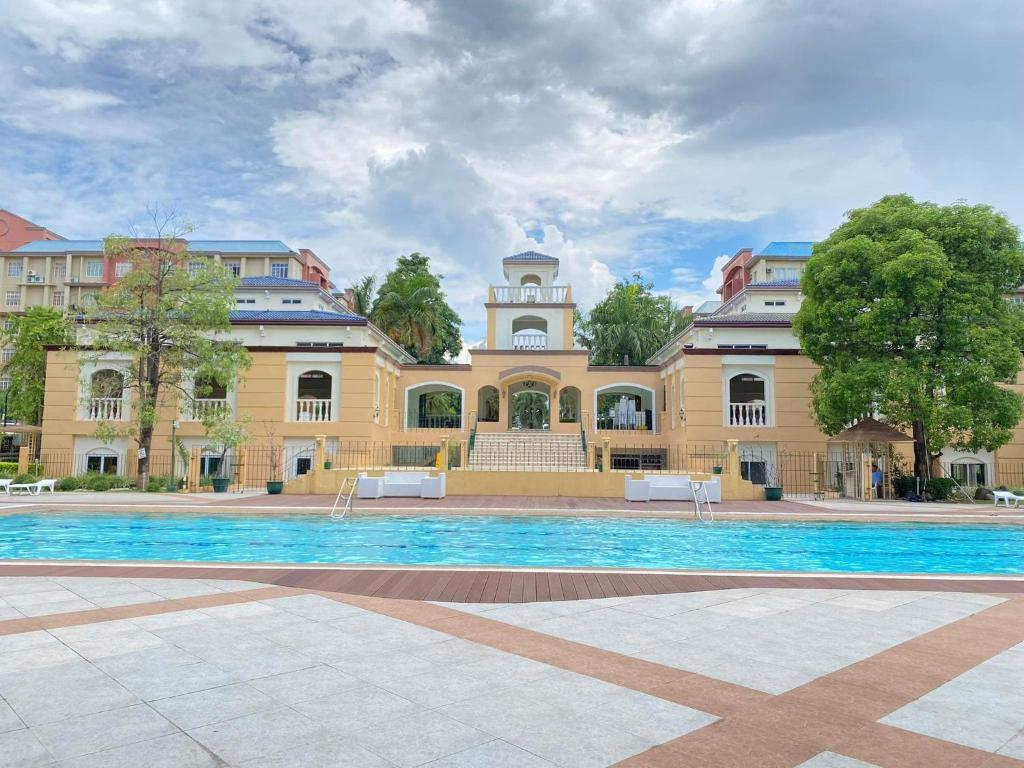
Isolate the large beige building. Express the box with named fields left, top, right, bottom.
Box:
left=31, top=239, right=1021, bottom=496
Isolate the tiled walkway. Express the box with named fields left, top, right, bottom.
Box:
left=1, top=576, right=1022, bottom=767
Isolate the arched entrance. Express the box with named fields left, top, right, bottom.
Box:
left=508, top=380, right=551, bottom=430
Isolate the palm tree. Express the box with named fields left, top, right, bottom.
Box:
left=349, top=275, right=376, bottom=316
left=370, top=274, right=444, bottom=360
left=584, top=276, right=687, bottom=365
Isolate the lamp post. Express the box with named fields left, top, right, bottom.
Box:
left=169, top=419, right=180, bottom=492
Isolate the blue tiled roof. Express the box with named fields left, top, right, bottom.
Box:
left=503, top=250, right=559, bottom=263
left=755, top=241, right=813, bottom=257
left=12, top=239, right=293, bottom=254
left=229, top=310, right=365, bottom=323
left=747, top=279, right=801, bottom=288
left=12, top=240, right=104, bottom=252
left=239, top=276, right=320, bottom=288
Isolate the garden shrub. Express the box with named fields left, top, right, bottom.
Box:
left=54, top=472, right=134, bottom=491
left=57, top=475, right=89, bottom=491
left=925, top=477, right=956, bottom=501
left=12, top=473, right=39, bottom=484
left=892, top=475, right=918, bottom=498
left=0, top=461, right=19, bottom=478
left=145, top=475, right=182, bottom=492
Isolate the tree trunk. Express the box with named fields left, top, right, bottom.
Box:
left=137, top=344, right=162, bottom=490
left=912, top=419, right=930, bottom=485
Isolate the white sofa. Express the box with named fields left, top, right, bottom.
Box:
left=357, top=471, right=446, bottom=499
left=625, top=475, right=720, bottom=503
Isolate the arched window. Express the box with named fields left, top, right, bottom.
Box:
left=91, top=369, right=124, bottom=398
left=405, top=382, right=463, bottom=429
left=194, top=375, right=228, bottom=400
left=296, top=370, right=333, bottom=421
left=559, top=386, right=580, bottom=423
left=594, top=384, right=656, bottom=431
left=88, top=370, right=125, bottom=420
left=520, top=274, right=542, bottom=286
left=84, top=448, right=119, bottom=475
left=728, top=373, right=767, bottom=426
left=511, top=315, right=548, bottom=350
left=478, top=386, right=499, bottom=422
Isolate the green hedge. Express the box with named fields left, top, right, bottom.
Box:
left=0, top=461, right=44, bottom=478
left=56, top=473, right=135, bottom=492
left=925, top=477, right=956, bottom=501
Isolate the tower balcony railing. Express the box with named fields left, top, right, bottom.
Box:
left=512, top=333, right=548, bottom=351
left=490, top=285, right=570, bottom=303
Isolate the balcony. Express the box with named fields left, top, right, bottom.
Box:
left=190, top=398, right=231, bottom=421
left=295, top=398, right=332, bottom=422
left=86, top=398, right=127, bottom=421
left=728, top=401, right=767, bottom=426
left=490, top=286, right=569, bottom=304
left=512, top=332, right=548, bottom=351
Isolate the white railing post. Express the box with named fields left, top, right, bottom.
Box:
left=191, top=398, right=231, bottom=421
left=728, top=402, right=767, bottom=426
left=295, top=398, right=333, bottom=422
left=512, top=332, right=548, bottom=351
left=86, top=397, right=127, bottom=421
left=491, top=286, right=569, bottom=303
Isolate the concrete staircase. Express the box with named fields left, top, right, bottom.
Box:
left=468, top=431, right=589, bottom=471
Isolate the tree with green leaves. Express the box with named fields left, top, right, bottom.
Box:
left=370, top=253, right=462, bottom=363
left=88, top=213, right=251, bottom=489
left=581, top=274, right=689, bottom=366
left=203, top=411, right=252, bottom=480
left=348, top=274, right=377, bottom=316
left=0, top=307, right=73, bottom=425
left=794, top=194, right=1024, bottom=481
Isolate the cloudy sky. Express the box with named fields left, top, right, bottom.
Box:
left=2, top=1, right=1022, bottom=342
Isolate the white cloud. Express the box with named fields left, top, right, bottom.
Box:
left=2, top=0, right=1023, bottom=342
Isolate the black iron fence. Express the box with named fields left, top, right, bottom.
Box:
left=596, top=443, right=726, bottom=474
left=994, top=462, right=1024, bottom=491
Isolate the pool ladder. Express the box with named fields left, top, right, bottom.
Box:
left=689, top=481, right=714, bottom=522
left=330, top=477, right=357, bottom=520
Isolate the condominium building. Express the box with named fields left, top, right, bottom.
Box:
left=33, top=239, right=1021, bottom=496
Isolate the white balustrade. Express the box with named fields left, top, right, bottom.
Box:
left=296, top=398, right=333, bottom=422
left=729, top=401, right=768, bottom=426
left=86, top=397, right=126, bottom=421
left=492, top=286, right=568, bottom=303
left=191, top=398, right=231, bottom=421
left=512, top=333, right=548, bottom=351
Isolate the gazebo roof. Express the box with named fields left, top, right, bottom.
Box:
left=828, top=417, right=912, bottom=444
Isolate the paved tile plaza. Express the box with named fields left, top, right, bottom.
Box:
left=0, top=576, right=1022, bottom=767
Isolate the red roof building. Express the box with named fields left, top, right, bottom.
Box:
left=0, top=210, right=63, bottom=252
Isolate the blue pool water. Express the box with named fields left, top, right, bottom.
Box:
left=0, top=513, right=1022, bottom=574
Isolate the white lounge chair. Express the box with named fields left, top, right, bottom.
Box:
left=9, top=479, right=56, bottom=496
left=993, top=489, right=1024, bottom=508
left=0, top=479, right=11, bottom=495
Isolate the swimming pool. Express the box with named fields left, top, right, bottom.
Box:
left=1, top=512, right=1022, bottom=574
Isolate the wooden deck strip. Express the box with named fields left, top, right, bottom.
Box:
left=1, top=563, right=1023, bottom=603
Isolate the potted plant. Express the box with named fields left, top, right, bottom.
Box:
left=712, top=465, right=723, bottom=475
left=203, top=413, right=251, bottom=493
left=263, top=421, right=284, bottom=494
left=763, top=463, right=783, bottom=501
